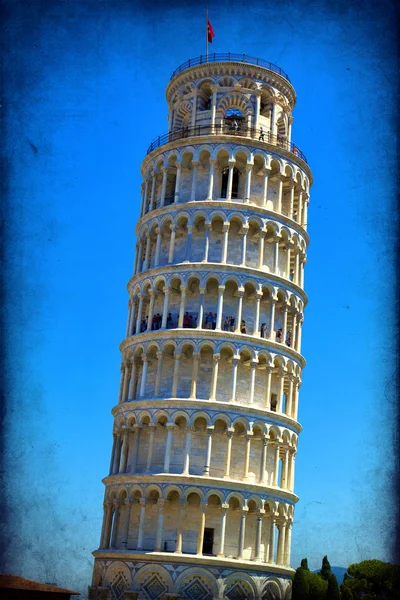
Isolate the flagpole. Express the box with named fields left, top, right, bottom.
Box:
left=206, top=6, right=208, bottom=62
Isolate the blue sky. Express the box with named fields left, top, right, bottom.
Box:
left=2, top=0, right=398, bottom=595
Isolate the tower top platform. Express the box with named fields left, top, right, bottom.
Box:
left=170, top=53, right=291, bottom=83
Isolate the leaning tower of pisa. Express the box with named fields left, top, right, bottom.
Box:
left=89, top=53, right=312, bottom=600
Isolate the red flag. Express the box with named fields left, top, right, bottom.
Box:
left=208, top=19, right=215, bottom=43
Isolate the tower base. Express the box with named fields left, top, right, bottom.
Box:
left=89, top=551, right=293, bottom=599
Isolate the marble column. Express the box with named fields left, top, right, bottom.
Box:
left=155, top=500, right=165, bottom=551
left=264, top=366, right=273, bottom=409
left=209, top=354, right=220, bottom=400
left=146, top=290, right=155, bottom=332
left=276, top=521, right=287, bottom=564
left=197, top=288, right=205, bottom=328
left=130, top=425, right=141, bottom=474
left=110, top=502, right=120, bottom=549
left=178, top=285, right=187, bottom=328
left=240, top=226, right=249, bottom=266
left=136, top=498, right=146, bottom=550
left=207, top=160, right=216, bottom=200
left=139, top=356, right=148, bottom=398
left=171, top=352, right=181, bottom=397
left=182, top=426, right=192, bottom=475
left=163, top=424, right=175, bottom=473
left=185, top=225, right=193, bottom=261
left=259, top=435, right=268, bottom=483
left=154, top=228, right=162, bottom=267
left=268, top=517, right=276, bottom=563
left=254, top=511, right=265, bottom=561
left=174, top=502, right=186, bottom=554
left=112, top=433, right=122, bottom=474
left=168, top=224, right=176, bottom=264
left=254, top=293, right=262, bottom=336
left=135, top=294, right=144, bottom=333
left=161, top=286, right=170, bottom=329
left=230, top=356, right=240, bottom=402
left=276, top=176, right=283, bottom=213
left=262, top=168, right=270, bottom=206
left=224, top=430, right=234, bottom=478
left=258, top=231, right=266, bottom=269
left=244, top=164, right=252, bottom=203
left=236, top=290, right=244, bottom=332
left=217, top=504, right=229, bottom=557
left=243, top=433, right=253, bottom=478
left=203, top=224, right=211, bottom=262
left=122, top=362, right=130, bottom=403
left=203, top=427, right=214, bottom=475
left=174, top=162, right=182, bottom=203
left=145, top=424, right=156, bottom=473
left=227, top=160, right=235, bottom=200
left=122, top=497, right=132, bottom=549
left=238, top=508, right=248, bottom=559
left=273, top=443, right=280, bottom=486
left=143, top=233, right=151, bottom=270
left=154, top=352, right=163, bottom=397
left=119, top=430, right=129, bottom=473
left=273, top=237, right=279, bottom=274
left=190, top=162, right=199, bottom=201
left=221, top=223, right=229, bottom=263
left=190, top=352, right=200, bottom=399
left=160, top=168, right=168, bottom=207
left=196, top=503, right=207, bottom=555
left=249, top=361, right=257, bottom=404
left=216, top=286, right=225, bottom=330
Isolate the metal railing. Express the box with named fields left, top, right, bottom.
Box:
left=147, top=123, right=307, bottom=163
left=171, top=53, right=291, bottom=82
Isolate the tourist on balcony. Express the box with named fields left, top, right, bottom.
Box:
left=241, top=320, right=246, bottom=334
left=229, top=315, right=235, bottom=331
left=223, top=316, right=230, bottom=331
left=286, top=331, right=292, bottom=347
left=205, top=312, right=212, bottom=329
left=289, top=269, right=294, bottom=281
left=261, top=322, right=267, bottom=338
left=167, top=313, right=172, bottom=328
left=276, top=328, right=283, bottom=342
left=259, top=126, right=265, bottom=141
left=212, top=313, right=217, bottom=330
left=183, top=312, right=190, bottom=328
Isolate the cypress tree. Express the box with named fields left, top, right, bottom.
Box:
left=320, top=555, right=332, bottom=580
left=326, top=574, right=340, bottom=600
left=300, top=558, right=309, bottom=571
left=292, top=567, right=309, bottom=600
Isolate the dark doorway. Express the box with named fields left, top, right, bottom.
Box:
left=221, top=167, right=239, bottom=199
left=202, top=528, right=214, bottom=555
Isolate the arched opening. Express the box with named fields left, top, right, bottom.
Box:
left=224, top=108, right=245, bottom=132
left=220, top=166, right=239, bottom=199
left=184, top=492, right=202, bottom=553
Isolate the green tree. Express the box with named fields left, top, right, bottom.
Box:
left=300, top=558, right=309, bottom=571
left=325, top=574, right=340, bottom=600
left=340, top=587, right=354, bottom=600
left=340, top=559, right=400, bottom=600
left=308, top=572, right=328, bottom=600
left=320, top=555, right=333, bottom=581
left=292, top=566, right=309, bottom=600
